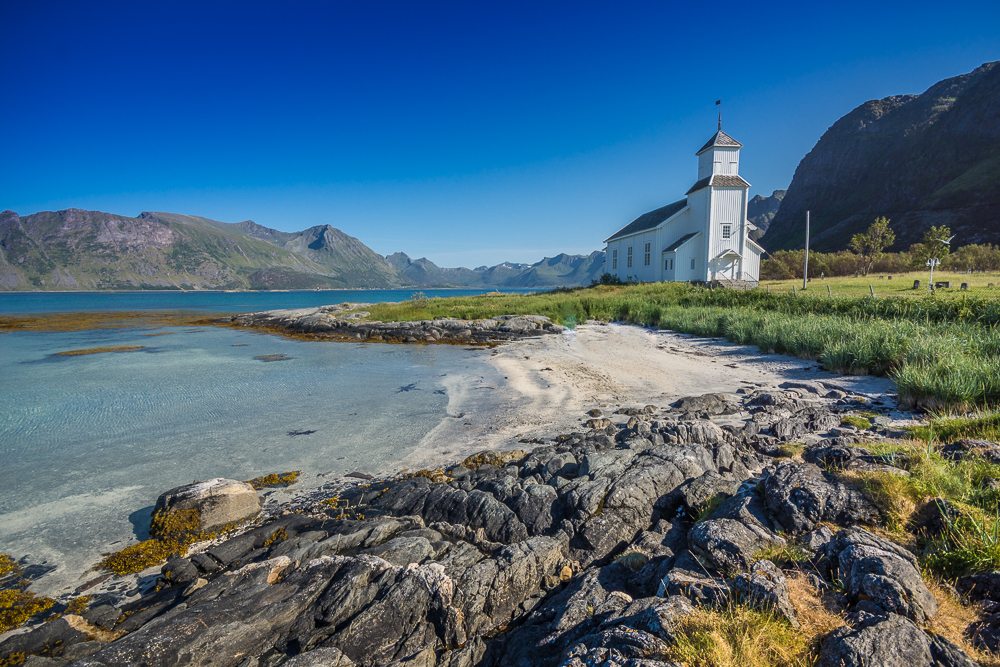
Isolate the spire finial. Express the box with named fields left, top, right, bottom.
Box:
left=716, top=99, right=722, bottom=131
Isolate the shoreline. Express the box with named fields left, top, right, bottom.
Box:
left=3, top=321, right=903, bottom=601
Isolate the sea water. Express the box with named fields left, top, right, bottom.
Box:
left=0, top=287, right=544, bottom=314
left=0, top=324, right=492, bottom=592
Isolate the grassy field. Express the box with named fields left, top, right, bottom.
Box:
left=354, top=282, right=1000, bottom=411
left=762, top=270, right=1000, bottom=298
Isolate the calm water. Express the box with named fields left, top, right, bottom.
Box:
left=0, top=309, right=499, bottom=592
left=0, top=288, right=545, bottom=314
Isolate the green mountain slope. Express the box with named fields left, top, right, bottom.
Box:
left=0, top=208, right=606, bottom=291
left=0, top=209, right=360, bottom=290
left=765, top=61, right=1000, bottom=251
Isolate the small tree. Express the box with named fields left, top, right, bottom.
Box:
left=849, top=217, right=895, bottom=276
left=918, top=225, right=954, bottom=263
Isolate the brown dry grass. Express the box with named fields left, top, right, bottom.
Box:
left=666, top=573, right=844, bottom=667
left=926, top=578, right=1000, bottom=666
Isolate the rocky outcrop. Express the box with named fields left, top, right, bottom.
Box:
left=821, top=528, right=937, bottom=624
left=2, top=388, right=982, bottom=667
left=230, top=307, right=566, bottom=344
left=818, top=612, right=977, bottom=667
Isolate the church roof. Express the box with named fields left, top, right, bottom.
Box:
left=604, top=199, right=687, bottom=242
left=663, top=232, right=700, bottom=253
left=685, top=174, right=751, bottom=194
left=696, top=130, right=743, bottom=155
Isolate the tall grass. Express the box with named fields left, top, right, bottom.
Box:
left=355, top=283, right=1000, bottom=411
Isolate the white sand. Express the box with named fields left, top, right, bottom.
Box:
left=404, top=322, right=897, bottom=470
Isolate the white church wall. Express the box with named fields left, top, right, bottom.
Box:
left=708, top=188, right=744, bottom=262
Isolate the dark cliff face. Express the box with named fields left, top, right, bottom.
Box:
left=766, top=61, right=1000, bottom=251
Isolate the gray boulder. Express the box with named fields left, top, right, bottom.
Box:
left=732, top=560, right=798, bottom=628
left=152, top=478, right=261, bottom=533
left=688, top=518, right=785, bottom=573
left=823, top=528, right=937, bottom=623
left=514, top=484, right=563, bottom=535
left=359, top=536, right=435, bottom=567
left=763, top=462, right=880, bottom=534
left=818, top=613, right=977, bottom=667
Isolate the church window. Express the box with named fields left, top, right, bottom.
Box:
left=669, top=259, right=673, bottom=270
left=644, top=243, right=650, bottom=266
left=627, top=246, right=633, bottom=268
left=690, top=258, right=696, bottom=270
left=612, top=249, right=617, bottom=270
left=722, top=224, right=732, bottom=240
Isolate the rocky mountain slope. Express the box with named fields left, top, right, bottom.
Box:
left=389, top=251, right=606, bottom=289
left=747, top=190, right=785, bottom=240
left=765, top=61, right=1000, bottom=251
left=0, top=209, right=347, bottom=291
left=0, top=208, right=605, bottom=291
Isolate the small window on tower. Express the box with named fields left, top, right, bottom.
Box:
left=722, top=224, right=732, bottom=240
left=644, top=243, right=650, bottom=266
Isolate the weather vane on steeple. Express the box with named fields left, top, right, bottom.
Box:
left=716, top=100, right=722, bottom=131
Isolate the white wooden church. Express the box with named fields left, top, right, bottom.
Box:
left=603, top=126, right=764, bottom=285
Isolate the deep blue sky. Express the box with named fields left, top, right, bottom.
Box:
left=2, top=1, right=998, bottom=267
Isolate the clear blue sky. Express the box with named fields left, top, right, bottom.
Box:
left=2, top=1, right=998, bottom=268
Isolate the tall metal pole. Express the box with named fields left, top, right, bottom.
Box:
left=803, top=211, right=810, bottom=291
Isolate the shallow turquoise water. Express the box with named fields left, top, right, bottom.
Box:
left=0, top=325, right=486, bottom=589
left=0, top=287, right=544, bottom=314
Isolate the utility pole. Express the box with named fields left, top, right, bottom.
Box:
left=803, top=211, right=810, bottom=291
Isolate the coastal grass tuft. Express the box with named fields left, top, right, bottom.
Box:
left=693, top=494, right=727, bottom=523
left=910, top=410, right=1000, bottom=444
left=246, top=471, right=301, bottom=489
left=841, top=438, right=1000, bottom=577
left=612, top=550, right=650, bottom=572
left=751, top=543, right=810, bottom=567
left=775, top=442, right=805, bottom=459
left=666, top=573, right=843, bottom=667
left=52, top=345, right=146, bottom=356
left=840, top=415, right=872, bottom=430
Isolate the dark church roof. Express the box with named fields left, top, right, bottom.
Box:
left=685, top=174, right=751, bottom=195
left=604, top=199, right=687, bottom=242
left=663, top=232, right=699, bottom=253
left=695, top=130, right=742, bottom=155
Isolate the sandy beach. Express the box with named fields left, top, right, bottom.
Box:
left=401, top=321, right=898, bottom=471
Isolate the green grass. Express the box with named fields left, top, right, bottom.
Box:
left=843, top=438, right=1000, bottom=577
left=762, top=270, right=1000, bottom=298
left=352, top=283, right=1000, bottom=411
left=910, top=411, right=1000, bottom=444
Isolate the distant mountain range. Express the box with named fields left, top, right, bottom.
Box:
left=747, top=190, right=785, bottom=240
left=0, top=208, right=606, bottom=291
left=764, top=60, right=1000, bottom=251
